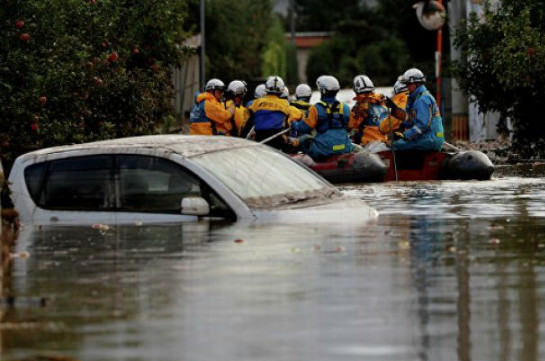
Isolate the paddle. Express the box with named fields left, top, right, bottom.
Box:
left=442, top=141, right=462, bottom=152
left=245, top=125, right=255, bottom=140
left=259, top=128, right=291, bottom=144
left=387, top=108, right=398, bottom=181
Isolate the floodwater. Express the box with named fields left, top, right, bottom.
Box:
left=3, top=177, right=545, bottom=361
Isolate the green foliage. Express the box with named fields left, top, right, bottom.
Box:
left=262, top=17, right=288, bottom=78
left=294, top=0, right=363, bottom=32
left=302, top=0, right=421, bottom=87
left=0, top=0, right=191, bottom=169
left=452, top=1, right=545, bottom=157
left=206, top=0, right=273, bottom=82
left=285, top=41, right=299, bottom=86
left=307, top=35, right=411, bottom=87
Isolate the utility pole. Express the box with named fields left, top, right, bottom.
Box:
left=199, top=0, right=205, bottom=91
left=436, top=0, right=443, bottom=110
left=290, top=0, right=296, bottom=43
left=448, top=0, right=468, bottom=141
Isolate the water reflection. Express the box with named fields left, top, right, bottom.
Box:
left=2, top=177, right=545, bottom=361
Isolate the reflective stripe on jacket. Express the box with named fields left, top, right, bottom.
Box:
left=291, top=100, right=311, bottom=117
left=298, top=96, right=353, bottom=158
left=402, top=85, right=443, bottom=141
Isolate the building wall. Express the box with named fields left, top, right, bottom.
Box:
left=172, top=54, right=200, bottom=119
left=296, top=48, right=311, bottom=83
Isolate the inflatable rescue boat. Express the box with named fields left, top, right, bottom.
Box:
left=292, top=149, right=494, bottom=183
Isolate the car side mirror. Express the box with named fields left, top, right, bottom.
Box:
left=181, top=196, right=210, bottom=216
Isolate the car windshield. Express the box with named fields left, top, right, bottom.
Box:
left=190, top=146, right=339, bottom=209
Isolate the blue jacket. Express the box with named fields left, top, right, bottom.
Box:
left=297, top=95, right=354, bottom=159
left=394, top=85, right=444, bottom=151
left=248, top=95, right=291, bottom=131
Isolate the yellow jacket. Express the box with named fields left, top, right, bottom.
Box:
left=288, top=105, right=304, bottom=126
left=379, top=91, right=408, bottom=135
left=226, top=99, right=250, bottom=137
left=249, top=95, right=292, bottom=130
left=189, top=92, right=234, bottom=136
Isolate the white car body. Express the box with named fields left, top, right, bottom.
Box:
left=8, top=135, right=377, bottom=226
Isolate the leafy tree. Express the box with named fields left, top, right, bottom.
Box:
left=294, top=0, right=363, bottom=32
left=375, top=0, right=438, bottom=63
left=205, top=0, right=273, bottom=83
left=0, top=0, right=190, bottom=170
left=262, top=17, right=288, bottom=79
left=452, top=0, right=545, bottom=158
left=298, top=0, right=437, bottom=87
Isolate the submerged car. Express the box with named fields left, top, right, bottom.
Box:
left=8, top=135, right=377, bottom=225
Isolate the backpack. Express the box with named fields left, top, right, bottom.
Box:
left=316, top=101, right=345, bottom=132
left=188, top=102, right=203, bottom=124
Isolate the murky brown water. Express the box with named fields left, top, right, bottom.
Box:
left=2, top=177, right=545, bottom=361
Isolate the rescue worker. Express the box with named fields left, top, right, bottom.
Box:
left=281, top=86, right=306, bottom=153
left=245, top=75, right=292, bottom=150
left=189, top=78, right=235, bottom=136
left=348, top=75, right=389, bottom=145
left=383, top=68, right=444, bottom=151
left=291, top=75, right=353, bottom=159
left=226, top=80, right=250, bottom=137
left=281, top=86, right=306, bottom=124
left=246, top=84, right=266, bottom=108
left=291, top=84, right=312, bottom=117
left=379, top=78, right=409, bottom=136
left=242, top=84, right=266, bottom=139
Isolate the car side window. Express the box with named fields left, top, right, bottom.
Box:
left=24, top=154, right=235, bottom=218
left=116, top=155, right=202, bottom=213
left=38, top=155, right=114, bottom=210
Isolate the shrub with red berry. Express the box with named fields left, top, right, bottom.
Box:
left=0, top=0, right=192, bottom=170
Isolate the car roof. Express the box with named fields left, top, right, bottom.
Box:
left=17, top=135, right=257, bottom=160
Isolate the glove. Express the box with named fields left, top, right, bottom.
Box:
left=394, top=131, right=405, bottom=140
left=383, top=97, right=407, bottom=120
left=383, top=96, right=397, bottom=109
left=227, top=105, right=235, bottom=116
left=287, top=137, right=299, bottom=147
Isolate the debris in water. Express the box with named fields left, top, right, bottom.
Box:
left=91, top=223, right=109, bottom=231
left=489, top=238, right=501, bottom=245
left=398, top=241, right=410, bottom=250
left=0, top=296, right=47, bottom=307
left=234, top=238, right=245, bottom=244
left=334, top=245, right=346, bottom=253
left=9, top=251, right=29, bottom=259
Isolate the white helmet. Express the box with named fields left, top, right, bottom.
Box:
left=315, top=75, right=327, bottom=92
left=254, top=84, right=266, bottom=98
left=227, top=80, right=247, bottom=96
left=318, top=75, right=340, bottom=94
left=393, top=79, right=408, bottom=94
left=353, top=75, right=374, bottom=94
left=205, top=78, right=225, bottom=91
left=280, top=86, right=289, bottom=99
left=401, top=68, right=426, bottom=84
left=295, top=84, right=312, bottom=99
left=265, top=75, right=285, bottom=94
